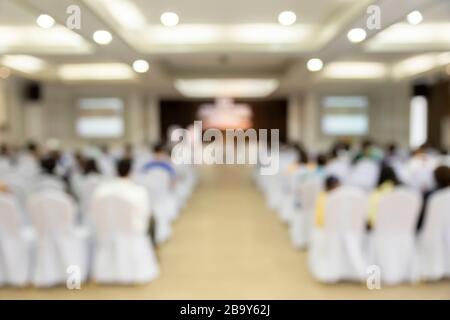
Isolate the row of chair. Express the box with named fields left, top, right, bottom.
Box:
left=0, top=164, right=197, bottom=287
left=255, top=152, right=450, bottom=285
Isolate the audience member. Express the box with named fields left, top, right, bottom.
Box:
left=314, top=176, right=341, bottom=228
left=416, top=165, right=450, bottom=232
left=367, top=165, right=402, bottom=228
left=92, top=158, right=151, bottom=233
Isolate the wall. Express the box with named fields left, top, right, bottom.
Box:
left=2, top=82, right=161, bottom=149
left=1, top=77, right=414, bottom=152
left=287, top=80, right=412, bottom=152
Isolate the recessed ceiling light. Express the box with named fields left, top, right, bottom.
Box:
left=93, top=30, right=113, bottom=45
left=1, top=55, right=46, bottom=74
left=278, top=11, right=297, bottom=26
left=58, top=63, right=135, bottom=81
left=323, top=62, right=387, bottom=79
left=347, top=28, right=367, bottom=43
left=36, top=14, right=55, bottom=29
left=132, top=59, right=150, bottom=73
left=307, top=58, right=324, bottom=72
left=407, top=10, right=423, bottom=25
left=161, top=12, right=179, bottom=27
left=0, top=67, right=11, bottom=79
left=174, top=79, right=279, bottom=98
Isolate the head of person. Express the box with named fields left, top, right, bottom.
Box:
left=293, top=144, right=308, bottom=164
left=361, top=139, right=374, bottom=151
left=124, top=143, right=133, bottom=159
left=100, top=144, right=109, bottom=155
left=412, top=144, right=427, bottom=157
left=117, top=158, right=132, bottom=178
left=377, top=165, right=400, bottom=187
left=325, top=175, right=340, bottom=192
left=316, top=153, right=328, bottom=167
left=26, top=141, right=39, bottom=157
left=40, top=157, right=57, bottom=175
left=434, top=165, right=450, bottom=189
left=0, top=143, right=9, bottom=156
left=152, top=142, right=169, bottom=160
left=83, top=158, right=100, bottom=175
left=386, top=143, right=397, bottom=155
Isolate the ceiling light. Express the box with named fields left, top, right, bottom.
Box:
left=0, top=26, right=93, bottom=54
left=1, top=55, right=46, bottom=74
left=58, top=63, right=135, bottom=81
left=407, top=10, right=423, bottom=25
left=132, top=59, right=150, bottom=73
left=323, top=62, right=387, bottom=79
left=93, top=30, right=113, bottom=45
left=347, top=28, right=367, bottom=43
left=307, top=58, right=323, bottom=72
left=365, top=23, right=450, bottom=52
left=0, top=67, right=11, bottom=79
left=161, top=12, right=179, bottom=27
left=174, top=79, right=279, bottom=98
left=278, top=11, right=297, bottom=26
left=392, top=53, right=450, bottom=78
left=36, top=14, right=55, bottom=29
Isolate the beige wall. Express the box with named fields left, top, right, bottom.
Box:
left=3, top=78, right=411, bottom=151
left=286, top=80, right=412, bottom=151
left=2, top=82, right=161, bottom=149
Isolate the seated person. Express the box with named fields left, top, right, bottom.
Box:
left=37, top=156, right=66, bottom=191
left=92, top=158, right=151, bottom=234
left=416, top=165, right=450, bottom=232
left=367, top=165, right=402, bottom=229
left=314, top=176, right=341, bottom=228
left=141, top=143, right=176, bottom=182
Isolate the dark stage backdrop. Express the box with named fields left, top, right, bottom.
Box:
left=159, top=99, right=288, bottom=143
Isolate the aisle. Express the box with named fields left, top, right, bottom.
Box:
left=1, top=165, right=449, bottom=299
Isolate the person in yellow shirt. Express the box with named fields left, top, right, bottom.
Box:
left=315, top=176, right=341, bottom=228
left=367, top=165, right=401, bottom=228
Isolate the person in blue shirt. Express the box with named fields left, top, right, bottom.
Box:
left=141, top=143, right=176, bottom=180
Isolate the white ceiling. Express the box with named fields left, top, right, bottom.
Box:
left=0, top=0, right=449, bottom=97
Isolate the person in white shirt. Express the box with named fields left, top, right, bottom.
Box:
left=92, top=158, right=151, bottom=234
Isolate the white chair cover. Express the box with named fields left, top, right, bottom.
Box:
left=369, top=188, right=422, bottom=285
left=33, top=175, right=65, bottom=192
left=416, top=188, right=450, bottom=281
left=135, top=168, right=176, bottom=244
left=325, top=158, right=351, bottom=183
left=0, top=172, right=30, bottom=207
left=349, top=159, right=380, bottom=191
left=27, top=190, right=89, bottom=287
left=0, top=194, right=33, bottom=287
left=0, top=157, right=11, bottom=174
left=308, top=186, right=368, bottom=283
left=289, top=177, right=322, bottom=249
left=91, top=194, right=159, bottom=284
left=73, top=174, right=104, bottom=225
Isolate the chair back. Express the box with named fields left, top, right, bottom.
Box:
left=421, top=188, right=450, bottom=241
left=324, top=186, right=367, bottom=234
left=375, top=188, right=422, bottom=236
left=349, top=159, right=380, bottom=191
left=27, top=190, right=76, bottom=235
left=0, top=194, right=22, bottom=235
left=92, top=194, right=138, bottom=235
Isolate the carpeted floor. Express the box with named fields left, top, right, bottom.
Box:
left=1, top=165, right=449, bottom=299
